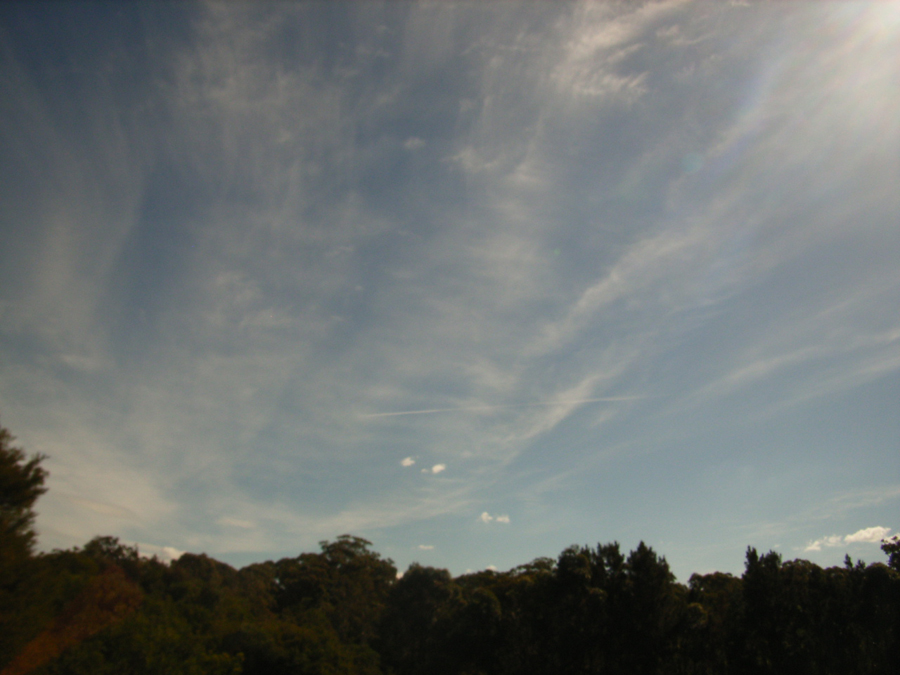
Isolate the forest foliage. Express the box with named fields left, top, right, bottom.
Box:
left=1, top=423, right=898, bottom=675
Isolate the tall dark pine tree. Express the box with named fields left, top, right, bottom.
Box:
left=0, top=422, right=47, bottom=575
left=0, top=422, right=49, bottom=667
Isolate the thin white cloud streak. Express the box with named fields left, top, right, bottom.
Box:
left=218, top=517, right=255, bottom=529
left=803, top=486, right=900, bottom=526
left=526, top=227, right=715, bottom=358
left=362, top=396, right=644, bottom=418
left=0, top=36, right=147, bottom=358
left=505, top=376, right=626, bottom=446
left=676, top=284, right=900, bottom=420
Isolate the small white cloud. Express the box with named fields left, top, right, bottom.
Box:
left=845, top=526, right=891, bottom=543
left=805, top=527, right=891, bottom=552
left=480, top=512, right=510, bottom=524
left=431, top=464, right=446, bottom=474
left=804, top=534, right=843, bottom=552
left=138, top=542, right=185, bottom=562
left=486, top=565, right=498, bottom=572
left=418, top=544, right=434, bottom=550
left=162, top=546, right=185, bottom=561
left=401, top=457, right=415, bottom=467
left=403, top=137, right=425, bottom=151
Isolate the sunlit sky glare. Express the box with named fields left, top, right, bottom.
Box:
left=1, top=1, right=898, bottom=580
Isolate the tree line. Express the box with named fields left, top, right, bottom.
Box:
left=1, top=422, right=898, bottom=674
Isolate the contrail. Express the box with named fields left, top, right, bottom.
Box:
left=361, top=396, right=643, bottom=418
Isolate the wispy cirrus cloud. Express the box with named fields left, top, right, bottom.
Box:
left=364, top=396, right=643, bottom=419
left=2, top=1, right=899, bottom=581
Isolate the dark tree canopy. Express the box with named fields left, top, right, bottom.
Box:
left=1, top=420, right=898, bottom=675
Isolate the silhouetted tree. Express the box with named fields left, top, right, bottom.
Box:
left=882, top=535, right=900, bottom=572
left=378, top=564, right=460, bottom=675
left=0, top=423, right=47, bottom=571
left=0, top=422, right=49, bottom=667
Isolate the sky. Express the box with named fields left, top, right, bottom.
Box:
left=0, top=0, right=898, bottom=581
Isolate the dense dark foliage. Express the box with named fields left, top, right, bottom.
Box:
left=1, top=423, right=898, bottom=674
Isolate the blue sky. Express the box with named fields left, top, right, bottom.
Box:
left=1, top=1, right=898, bottom=580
